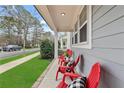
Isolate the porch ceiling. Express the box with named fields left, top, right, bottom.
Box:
left=36, top=5, right=83, bottom=32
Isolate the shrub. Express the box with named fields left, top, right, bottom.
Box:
left=40, top=39, right=54, bottom=59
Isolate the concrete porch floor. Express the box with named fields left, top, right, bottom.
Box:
left=37, top=59, right=63, bottom=88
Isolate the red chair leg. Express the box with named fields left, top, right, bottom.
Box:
left=70, top=76, right=73, bottom=81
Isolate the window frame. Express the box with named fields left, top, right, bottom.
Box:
left=72, top=5, right=92, bottom=49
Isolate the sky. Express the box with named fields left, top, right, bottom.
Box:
left=23, top=5, right=51, bottom=32
left=0, top=5, right=53, bottom=35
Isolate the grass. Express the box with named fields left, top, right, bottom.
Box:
left=0, top=51, right=38, bottom=65
left=0, top=56, right=50, bottom=88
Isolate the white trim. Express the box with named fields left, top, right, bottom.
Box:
left=60, top=38, right=63, bottom=49
left=72, top=5, right=92, bottom=49
left=79, top=20, right=87, bottom=30
left=87, top=5, right=92, bottom=49
left=72, top=44, right=91, bottom=49
left=77, top=15, right=80, bottom=44
left=54, top=31, right=58, bottom=58
left=78, top=6, right=85, bottom=16
left=67, top=32, right=71, bottom=49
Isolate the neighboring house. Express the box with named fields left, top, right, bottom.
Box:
left=58, top=32, right=68, bottom=50
left=36, top=5, right=124, bottom=87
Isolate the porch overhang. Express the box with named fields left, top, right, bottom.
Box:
left=36, top=5, right=83, bottom=32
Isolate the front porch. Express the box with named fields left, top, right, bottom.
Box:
left=37, top=59, right=61, bottom=88
left=35, top=5, right=124, bottom=88
left=33, top=58, right=72, bottom=88
left=33, top=5, right=91, bottom=88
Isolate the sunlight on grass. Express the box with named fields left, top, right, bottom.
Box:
left=0, top=56, right=50, bottom=88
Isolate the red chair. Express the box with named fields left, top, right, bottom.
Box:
left=57, top=63, right=101, bottom=88
left=58, top=49, right=73, bottom=66
left=56, top=55, right=80, bottom=81
left=58, top=54, right=66, bottom=65
left=66, top=49, right=73, bottom=57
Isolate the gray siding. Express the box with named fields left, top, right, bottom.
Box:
left=72, top=5, right=124, bottom=88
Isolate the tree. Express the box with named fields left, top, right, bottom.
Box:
left=0, top=5, right=44, bottom=47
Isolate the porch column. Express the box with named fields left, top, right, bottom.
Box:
left=54, top=31, right=58, bottom=59
left=60, top=38, right=63, bottom=49
left=67, top=32, right=71, bottom=49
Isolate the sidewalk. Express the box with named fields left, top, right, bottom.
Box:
left=0, top=52, right=40, bottom=74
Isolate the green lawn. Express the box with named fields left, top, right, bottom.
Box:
left=0, top=56, right=50, bottom=88
left=0, top=52, right=38, bottom=65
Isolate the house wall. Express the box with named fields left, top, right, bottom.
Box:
left=71, top=5, right=124, bottom=88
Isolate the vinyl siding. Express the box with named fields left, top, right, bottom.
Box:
left=71, top=5, right=124, bottom=87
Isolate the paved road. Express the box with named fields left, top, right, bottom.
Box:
left=0, top=48, right=40, bottom=59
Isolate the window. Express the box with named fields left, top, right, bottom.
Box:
left=63, top=41, right=66, bottom=46
left=75, top=33, right=78, bottom=44
left=74, top=21, right=78, bottom=44
left=80, top=23, right=87, bottom=42
left=79, top=6, right=87, bottom=27
left=71, top=5, right=92, bottom=49
left=72, top=37, right=74, bottom=44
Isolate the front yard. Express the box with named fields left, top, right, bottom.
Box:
left=0, top=56, right=50, bottom=88
left=0, top=51, right=38, bottom=65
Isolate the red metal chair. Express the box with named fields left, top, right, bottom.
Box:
left=66, top=49, right=73, bottom=57
left=56, top=55, right=80, bottom=81
left=57, top=62, right=101, bottom=88
left=58, top=49, right=73, bottom=66
left=58, top=54, right=66, bottom=65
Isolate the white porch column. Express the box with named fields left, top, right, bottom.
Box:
left=67, top=32, right=71, bottom=49
left=60, top=38, right=63, bottom=49
left=54, top=31, right=58, bottom=59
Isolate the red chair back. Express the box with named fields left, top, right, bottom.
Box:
left=59, top=54, right=65, bottom=60
left=66, top=49, right=73, bottom=57
left=58, top=54, right=65, bottom=64
left=73, top=55, right=80, bottom=67
left=57, top=62, right=101, bottom=88
left=86, top=63, right=101, bottom=88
